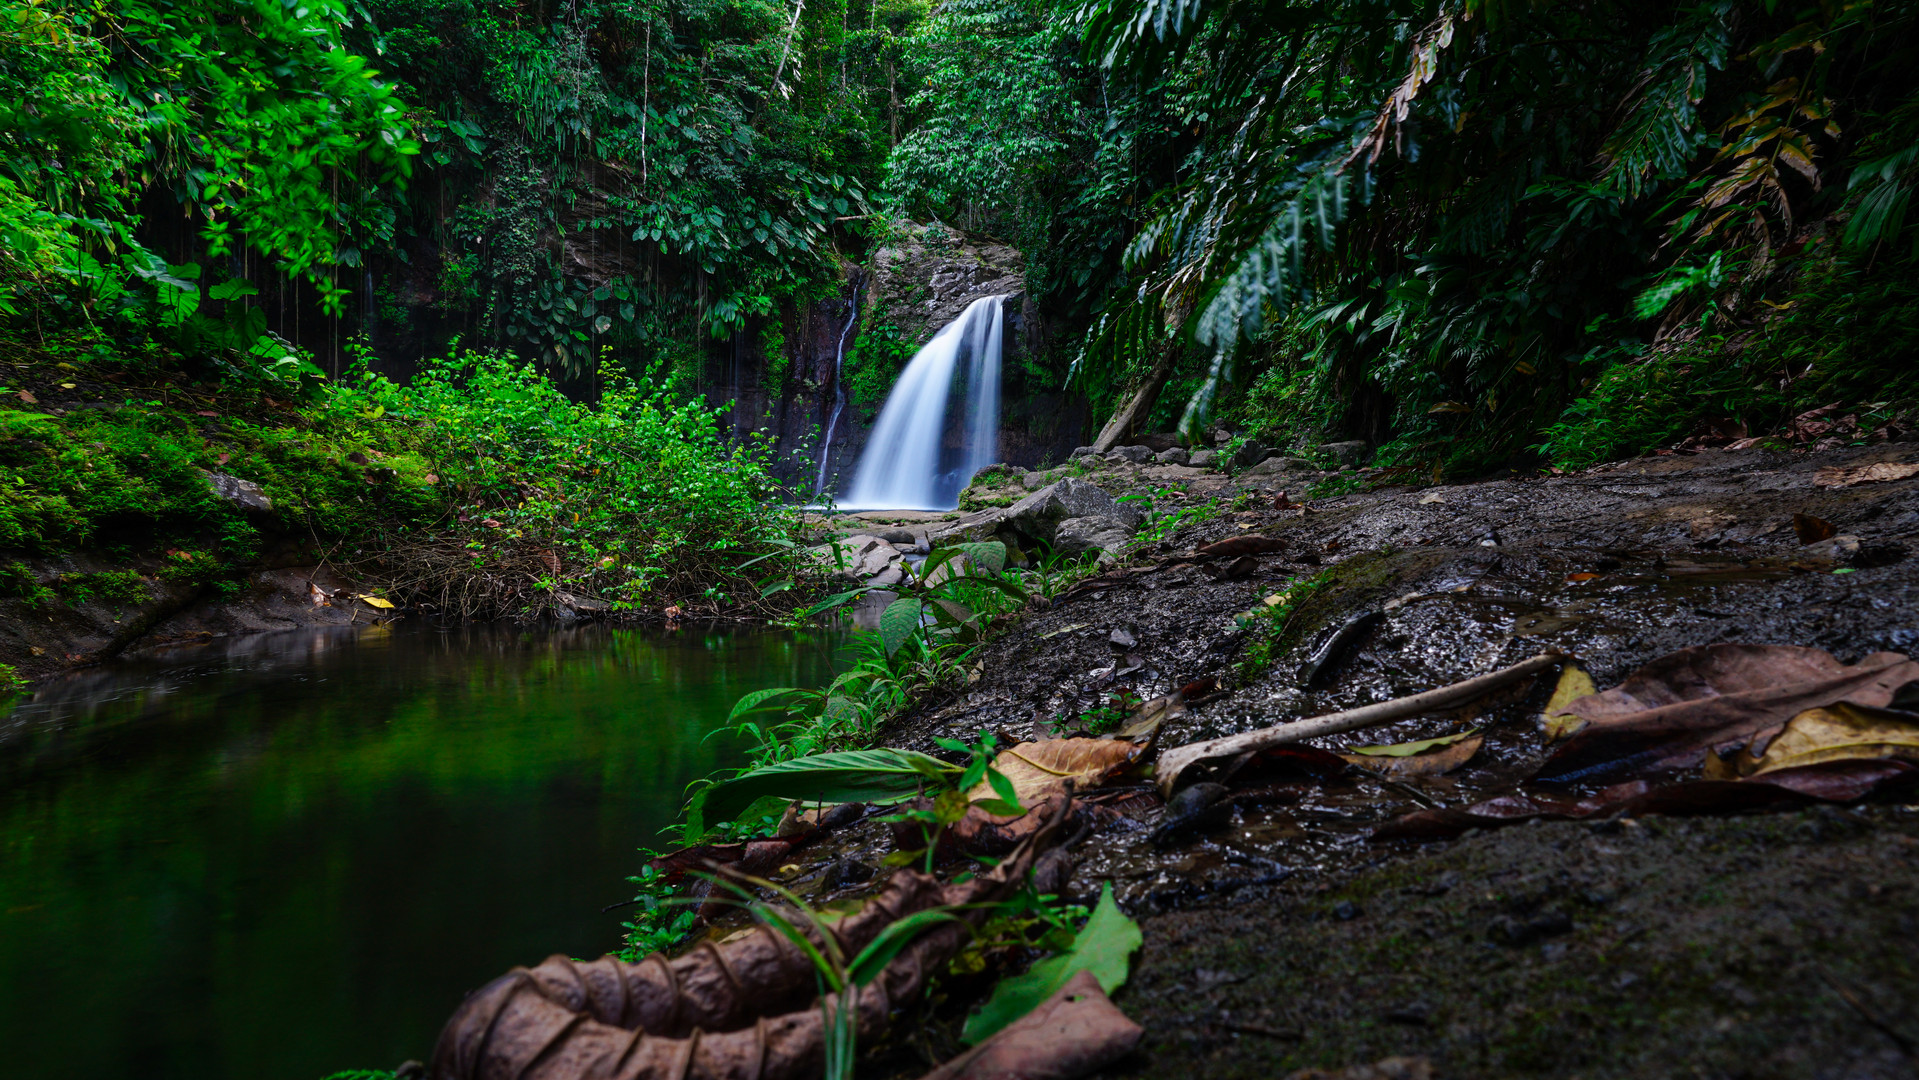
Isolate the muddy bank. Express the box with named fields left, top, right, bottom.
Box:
left=1103, top=807, right=1919, bottom=1079
left=0, top=545, right=384, bottom=682
left=860, top=440, right=1919, bottom=1075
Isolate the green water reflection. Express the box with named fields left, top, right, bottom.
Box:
left=0, top=622, right=843, bottom=1080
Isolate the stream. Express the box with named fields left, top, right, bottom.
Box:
left=0, top=622, right=844, bottom=1080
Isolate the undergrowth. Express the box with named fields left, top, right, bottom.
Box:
left=0, top=330, right=806, bottom=625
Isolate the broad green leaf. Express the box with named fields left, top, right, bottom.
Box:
left=954, top=540, right=1007, bottom=574
left=879, top=597, right=924, bottom=657
left=698, top=749, right=958, bottom=826
left=961, top=882, right=1141, bottom=1044
left=726, top=686, right=803, bottom=723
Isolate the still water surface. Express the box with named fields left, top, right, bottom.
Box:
left=0, top=622, right=843, bottom=1080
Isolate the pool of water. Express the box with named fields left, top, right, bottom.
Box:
left=0, top=622, right=844, bottom=1080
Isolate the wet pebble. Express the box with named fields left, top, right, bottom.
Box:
left=1333, top=900, right=1363, bottom=921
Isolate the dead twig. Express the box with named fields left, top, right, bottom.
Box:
left=1156, top=652, right=1565, bottom=795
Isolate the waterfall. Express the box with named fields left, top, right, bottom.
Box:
left=813, top=280, right=862, bottom=495
left=839, top=294, right=1005, bottom=511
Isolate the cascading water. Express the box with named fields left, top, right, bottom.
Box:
left=839, top=294, right=1005, bottom=511
left=813, top=280, right=862, bottom=495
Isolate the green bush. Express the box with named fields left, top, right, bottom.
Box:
left=343, top=349, right=800, bottom=611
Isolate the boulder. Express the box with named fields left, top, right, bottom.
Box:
left=1228, top=442, right=1272, bottom=470
left=808, top=534, right=902, bottom=580
left=203, top=470, right=273, bottom=515
left=1069, top=446, right=1100, bottom=459
left=1241, top=455, right=1318, bottom=479
left=1001, top=477, right=1141, bottom=545
left=1153, top=447, right=1190, bottom=465
left=1320, top=440, right=1372, bottom=467
left=1188, top=449, right=1220, bottom=469
left=1053, top=515, right=1136, bottom=558
left=1105, top=445, right=1152, bottom=464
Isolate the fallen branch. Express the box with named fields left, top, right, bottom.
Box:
left=1156, top=652, right=1564, bottom=796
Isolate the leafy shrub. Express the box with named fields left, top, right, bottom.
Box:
left=343, top=349, right=801, bottom=613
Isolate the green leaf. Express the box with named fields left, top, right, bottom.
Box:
left=846, top=908, right=960, bottom=985
left=799, top=587, right=875, bottom=617
left=986, top=765, right=1022, bottom=810
left=1347, top=728, right=1481, bottom=757
left=698, top=749, right=959, bottom=826
left=954, top=540, right=1007, bottom=574
left=726, top=686, right=804, bottom=723
left=961, top=882, right=1141, bottom=1044
left=880, top=597, right=925, bottom=656
left=970, top=798, right=1024, bottom=816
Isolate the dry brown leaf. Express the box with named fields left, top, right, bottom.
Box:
left=919, top=970, right=1143, bottom=1080
left=1340, top=735, right=1482, bottom=776
left=1537, top=645, right=1919, bottom=784
left=1813, top=461, right=1919, bottom=488
left=971, top=739, right=1144, bottom=804
left=1793, top=513, right=1837, bottom=543
left=1723, top=703, right=1919, bottom=776
left=1113, top=692, right=1184, bottom=740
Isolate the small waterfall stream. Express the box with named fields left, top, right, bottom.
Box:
left=840, top=294, right=1005, bottom=511
left=813, top=280, right=862, bottom=495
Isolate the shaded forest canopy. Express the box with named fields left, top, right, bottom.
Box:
left=4, top=0, right=1919, bottom=474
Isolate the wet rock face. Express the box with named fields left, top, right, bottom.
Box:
left=1002, top=477, right=1143, bottom=542
left=1054, top=515, right=1136, bottom=559
left=202, top=471, right=273, bottom=516
left=865, top=225, right=1032, bottom=354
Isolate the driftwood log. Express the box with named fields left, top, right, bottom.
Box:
left=431, top=801, right=1071, bottom=1080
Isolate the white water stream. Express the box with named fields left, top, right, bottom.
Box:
left=839, top=294, right=1005, bottom=511
left=812, top=284, right=862, bottom=495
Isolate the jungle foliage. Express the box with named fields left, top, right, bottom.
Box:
left=1049, top=0, right=1919, bottom=471
left=6, top=0, right=1919, bottom=491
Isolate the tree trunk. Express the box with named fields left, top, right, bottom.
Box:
left=1090, top=346, right=1178, bottom=453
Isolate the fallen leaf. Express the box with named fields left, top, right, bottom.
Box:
left=926, top=969, right=1142, bottom=1080
left=1113, top=691, right=1184, bottom=740
left=1716, top=702, right=1919, bottom=777
left=1566, top=572, right=1599, bottom=583
left=960, top=883, right=1141, bottom=1044
left=59, top=382, right=75, bottom=389
left=1538, top=664, right=1597, bottom=741
left=970, top=739, right=1144, bottom=805
left=195, top=409, right=218, bottom=417
left=481, top=518, right=502, bottom=528
left=1535, top=645, right=1919, bottom=784
left=1813, top=461, right=1919, bottom=488
left=1373, top=761, right=1918, bottom=841
left=424, top=473, right=439, bottom=484
left=1793, top=513, right=1837, bottom=544
left=354, top=593, right=396, bottom=609
left=17, top=390, right=35, bottom=404
left=1342, top=734, right=1481, bottom=777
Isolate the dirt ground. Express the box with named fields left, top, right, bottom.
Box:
left=863, top=441, right=1919, bottom=1078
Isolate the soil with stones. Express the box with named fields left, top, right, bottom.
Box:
left=855, top=441, right=1919, bottom=1078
